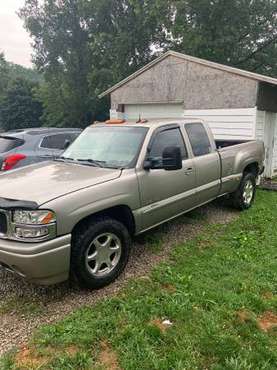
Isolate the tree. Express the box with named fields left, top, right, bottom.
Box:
left=169, top=0, right=277, bottom=76
left=0, top=79, right=43, bottom=131
left=19, top=0, right=169, bottom=127
left=0, top=53, right=9, bottom=101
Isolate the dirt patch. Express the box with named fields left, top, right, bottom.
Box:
left=150, top=318, right=173, bottom=333
left=0, top=202, right=238, bottom=356
left=261, top=291, right=274, bottom=300
left=236, top=310, right=253, bottom=323
left=161, top=283, right=177, bottom=293
left=257, top=311, right=277, bottom=332
left=15, top=344, right=79, bottom=369
left=15, top=346, right=46, bottom=370
left=98, top=341, right=121, bottom=370
left=65, top=345, right=79, bottom=356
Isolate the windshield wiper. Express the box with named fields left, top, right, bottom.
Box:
left=76, top=159, right=106, bottom=168
left=54, top=156, right=75, bottom=162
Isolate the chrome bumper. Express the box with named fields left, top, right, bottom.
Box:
left=0, top=234, right=71, bottom=285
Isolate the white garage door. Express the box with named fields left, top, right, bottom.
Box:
left=184, top=108, right=257, bottom=141
left=124, top=103, right=184, bottom=120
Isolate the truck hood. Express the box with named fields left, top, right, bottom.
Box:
left=0, top=161, right=121, bottom=206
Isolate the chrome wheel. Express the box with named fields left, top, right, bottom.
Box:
left=85, top=233, right=122, bottom=277
left=243, top=180, right=254, bottom=205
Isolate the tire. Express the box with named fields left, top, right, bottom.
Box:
left=71, top=216, right=131, bottom=289
left=230, top=172, right=256, bottom=210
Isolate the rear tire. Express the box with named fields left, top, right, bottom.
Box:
left=230, top=172, right=256, bottom=210
left=71, top=217, right=131, bottom=289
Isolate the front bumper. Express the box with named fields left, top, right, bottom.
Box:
left=0, top=234, right=71, bottom=285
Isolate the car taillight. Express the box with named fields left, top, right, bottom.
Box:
left=1, top=154, right=26, bottom=171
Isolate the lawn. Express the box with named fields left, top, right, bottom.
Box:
left=1, top=191, right=277, bottom=370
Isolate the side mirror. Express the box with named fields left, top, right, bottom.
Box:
left=162, top=146, right=182, bottom=171
left=63, top=139, right=71, bottom=150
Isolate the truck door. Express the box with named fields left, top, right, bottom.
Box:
left=184, top=122, right=221, bottom=204
left=137, top=125, right=196, bottom=230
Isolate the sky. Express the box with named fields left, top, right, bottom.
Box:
left=0, top=0, right=33, bottom=68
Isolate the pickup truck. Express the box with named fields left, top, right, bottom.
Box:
left=0, top=120, right=264, bottom=289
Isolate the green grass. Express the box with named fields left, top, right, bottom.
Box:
left=1, top=191, right=277, bottom=370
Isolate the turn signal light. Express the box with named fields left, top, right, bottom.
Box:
left=1, top=154, right=26, bottom=171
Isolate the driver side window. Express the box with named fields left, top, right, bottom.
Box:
left=149, top=128, right=188, bottom=160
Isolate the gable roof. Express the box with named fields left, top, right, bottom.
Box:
left=99, top=50, right=277, bottom=98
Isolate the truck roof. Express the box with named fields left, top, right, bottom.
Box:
left=92, top=118, right=203, bottom=129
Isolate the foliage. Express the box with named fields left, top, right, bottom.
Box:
left=1, top=191, right=277, bottom=369
left=19, top=0, right=169, bottom=128
left=7, top=62, right=42, bottom=84
left=0, top=78, right=43, bottom=131
left=0, top=53, right=44, bottom=131
left=0, top=53, right=10, bottom=103
left=169, top=0, right=277, bottom=75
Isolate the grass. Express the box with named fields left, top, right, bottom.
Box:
left=0, top=297, right=44, bottom=316
left=1, top=191, right=277, bottom=370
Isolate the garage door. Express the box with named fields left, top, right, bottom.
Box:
left=124, top=103, right=184, bottom=120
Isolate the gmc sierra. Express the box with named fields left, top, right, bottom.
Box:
left=0, top=120, right=264, bottom=289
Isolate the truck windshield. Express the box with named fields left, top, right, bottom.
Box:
left=62, top=126, right=148, bottom=168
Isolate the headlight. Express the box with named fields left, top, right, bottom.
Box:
left=13, top=210, right=56, bottom=225
left=11, top=210, right=56, bottom=242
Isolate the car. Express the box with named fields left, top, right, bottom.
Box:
left=0, top=119, right=264, bottom=289
left=0, top=127, right=82, bottom=171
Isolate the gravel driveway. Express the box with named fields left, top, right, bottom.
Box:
left=0, top=202, right=238, bottom=356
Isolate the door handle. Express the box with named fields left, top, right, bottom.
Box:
left=184, top=167, right=193, bottom=175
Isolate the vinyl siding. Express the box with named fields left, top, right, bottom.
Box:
left=184, top=108, right=257, bottom=140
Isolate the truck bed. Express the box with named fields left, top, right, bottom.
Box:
left=215, top=139, right=250, bottom=149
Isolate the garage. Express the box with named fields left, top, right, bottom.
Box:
left=100, top=50, right=277, bottom=178
left=123, top=103, right=184, bottom=120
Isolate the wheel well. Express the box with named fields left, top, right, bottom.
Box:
left=72, top=205, right=136, bottom=236
left=243, top=162, right=259, bottom=177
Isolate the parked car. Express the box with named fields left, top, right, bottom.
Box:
left=0, top=120, right=264, bottom=288
left=0, top=127, right=82, bottom=171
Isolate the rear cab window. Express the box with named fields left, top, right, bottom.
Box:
left=0, top=136, right=24, bottom=153
left=185, top=123, right=212, bottom=156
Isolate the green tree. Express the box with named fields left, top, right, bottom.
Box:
left=20, top=0, right=169, bottom=127
left=0, top=53, right=9, bottom=100
left=169, top=0, right=277, bottom=76
left=0, top=78, right=43, bottom=131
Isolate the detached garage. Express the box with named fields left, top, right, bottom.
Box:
left=99, top=51, right=277, bottom=178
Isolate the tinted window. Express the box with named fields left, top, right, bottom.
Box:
left=185, top=123, right=212, bottom=156
left=0, top=137, right=23, bottom=153
left=41, top=133, right=76, bottom=150
left=149, top=128, right=187, bottom=159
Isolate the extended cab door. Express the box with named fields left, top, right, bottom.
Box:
left=184, top=122, right=221, bottom=204
left=137, top=125, right=196, bottom=230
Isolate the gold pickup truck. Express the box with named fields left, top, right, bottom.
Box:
left=0, top=120, right=264, bottom=289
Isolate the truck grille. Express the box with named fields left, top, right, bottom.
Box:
left=0, top=211, right=7, bottom=235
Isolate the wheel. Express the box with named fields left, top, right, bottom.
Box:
left=230, top=172, right=256, bottom=210
left=71, top=217, right=131, bottom=289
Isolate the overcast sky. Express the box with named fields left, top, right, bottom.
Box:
left=0, top=0, right=33, bottom=67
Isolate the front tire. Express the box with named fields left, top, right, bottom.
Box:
left=230, top=172, right=256, bottom=210
left=71, top=217, right=131, bottom=289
